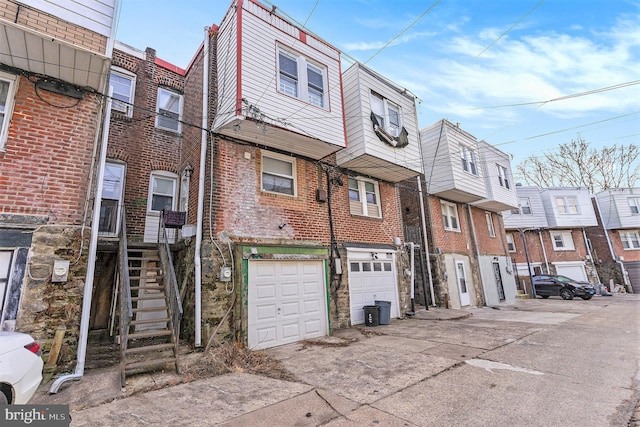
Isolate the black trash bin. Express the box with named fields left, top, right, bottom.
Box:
left=363, top=305, right=380, bottom=326
left=375, top=300, right=391, bottom=325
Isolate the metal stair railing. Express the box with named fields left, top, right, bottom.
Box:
left=118, top=207, right=133, bottom=390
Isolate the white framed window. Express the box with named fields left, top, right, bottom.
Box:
left=556, top=196, right=579, bottom=214
left=0, top=71, right=17, bottom=151
left=441, top=201, right=460, bottom=231
left=261, top=152, right=296, bottom=196
left=179, top=170, right=190, bottom=213
left=515, top=197, right=532, bottom=215
left=551, top=230, right=575, bottom=251
left=277, top=46, right=327, bottom=109
left=155, top=87, right=183, bottom=132
left=148, top=172, right=177, bottom=213
left=486, top=212, right=496, bottom=237
left=370, top=92, right=403, bottom=138
left=620, top=231, right=640, bottom=249
left=348, top=177, right=381, bottom=218
left=110, top=68, right=135, bottom=117
left=497, top=165, right=510, bottom=189
left=628, top=198, right=640, bottom=215
left=460, top=145, right=478, bottom=175
left=506, top=233, right=516, bottom=252
left=99, top=162, right=126, bottom=235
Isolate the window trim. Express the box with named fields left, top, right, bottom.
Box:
left=0, top=71, right=18, bottom=151
left=551, top=230, right=575, bottom=251
left=147, top=171, right=178, bottom=214
left=155, top=87, right=183, bottom=133
left=109, top=67, right=136, bottom=117
left=261, top=151, right=297, bottom=197
left=460, top=145, right=478, bottom=176
left=620, top=230, right=640, bottom=250
left=370, top=91, right=403, bottom=138
left=277, top=46, right=328, bottom=109
left=506, top=233, right=516, bottom=252
left=628, top=198, right=640, bottom=215
left=497, top=164, right=510, bottom=189
left=556, top=196, right=579, bottom=215
left=441, top=201, right=460, bottom=232
left=517, top=197, right=532, bottom=215
left=99, top=161, right=126, bottom=235
left=348, top=176, right=382, bottom=218
left=486, top=212, right=496, bottom=237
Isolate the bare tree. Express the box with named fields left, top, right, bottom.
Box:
left=515, top=137, right=640, bottom=193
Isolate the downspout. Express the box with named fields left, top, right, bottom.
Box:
left=194, top=26, right=210, bottom=347
left=467, top=205, right=489, bottom=306
left=417, top=176, right=436, bottom=306
left=593, top=196, right=628, bottom=288
left=50, top=91, right=113, bottom=393
left=537, top=229, right=550, bottom=273
left=408, top=242, right=415, bottom=313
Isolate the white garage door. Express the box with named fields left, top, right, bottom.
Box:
left=554, top=262, right=588, bottom=282
left=348, top=250, right=399, bottom=325
left=248, top=260, right=327, bottom=350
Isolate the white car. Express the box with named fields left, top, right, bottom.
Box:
left=0, top=331, right=44, bottom=404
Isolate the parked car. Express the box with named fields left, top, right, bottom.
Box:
left=532, top=275, right=596, bottom=300
left=0, top=332, right=43, bottom=404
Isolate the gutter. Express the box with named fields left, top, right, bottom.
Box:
left=50, top=91, right=113, bottom=393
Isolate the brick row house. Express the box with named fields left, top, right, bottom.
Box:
left=401, top=119, right=520, bottom=309
left=587, top=188, right=640, bottom=294
left=503, top=186, right=600, bottom=294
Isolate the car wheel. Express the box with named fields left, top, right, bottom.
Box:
left=540, top=295, right=550, bottom=299
left=581, top=295, right=593, bottom=300
left=559, top=289, right=574, bottom=300
left=0, top=388, right=9, bottom=405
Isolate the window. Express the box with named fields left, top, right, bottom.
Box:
left=551, top=230, right=575, bottom=251
left=348, top=177, right=381, bottom=218
left=486, top=212, right=496, bottom=237
left=441, top=201, right=460, bottom=231
left=460, top=145, right=478, bottom=175
left=556, top=196, right=579, bottom=214
left=110, top=68, right=135, bottom=117
left=506, top=233, right=516, bottom=252
left=262, top=152, right=296, bottom=196
left=179, top=171, right=190, bottom=213
left=620, top=231, right=640, bottom=249
left=370, top=92, right=403, bottom=138
left=629, top=198, right=640, bottom=215
left=0, top=72, right=17, bottom=150
left=515, top=197, right=532, bottom=215
left=99, top=162, right=125, bottom=234
left=497, top=165, right=510, bottom=189
left=149, top=173, right=177, bottom=213
left=277, top=47, right=327, bottom=108
left=156, top=88, right=183, bottom=132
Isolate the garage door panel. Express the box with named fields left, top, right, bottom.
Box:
left=256, top=283, right=276, bottom=299
left=256, top=303, right=277, bottom=321
left=303, top=318, right=322, bottom=334
left=281, top=282, right=299, bottom=298
left=281, top=322, right=300, bottom=340
left=254, top=326, right=277, bottom=347
left=281, top=301, right=300, bottom=317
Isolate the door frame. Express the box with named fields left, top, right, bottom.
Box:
left=456, top=260, right=471, bottom=306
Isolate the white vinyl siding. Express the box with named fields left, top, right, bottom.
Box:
left=261, top=152, right=296, bottom=196
left=110, top=68, right=135, bottom=117
left=551, top=230, right=575, bottom=251
left=155, top=88, right=183, bottom=133
left=26, top=0, right=118, bottom=38
left=620, top=231, right=640, bottom=250
left=277, top=46, right=327, bottom=109
left=594, top=189, right=640, bottom=230
left=348, top=177, right=381, bottom=218
left=0, top=72, right=17, bottom=151
left=441, top=201, right=460, bottom=231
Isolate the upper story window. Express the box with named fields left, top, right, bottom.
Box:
left=628, top=198, right=640, bottom=215
left=110, top=68, right=135, bottom=117
left=506, top=233, right=516, bottom=252
left=348, top=177, right=381, bottom=218
left=277, top=46, right=327, bottom=109
left=0, top=72, right=17, bottom=151
left=370, top=92, right=402, bottom=138
left=551, top=230, right=575, bottom=251
left=512, top=197, right=532, bottom=215
left=149, top=172, right=177, bottom=213
left=620, top=231, right=640, bottom=250
left=156, top=87, right=183, bottom=133
left=441, top=201, right=460, bottom=231
left=497, top=165, right=510, bottom=189
left=556, top=196, right=579, bottom=214
left=261, top=152, right=296, bottom=196
left=460, top=145, right=478, bottom=175
left=486, top=212, right=496, bottom=237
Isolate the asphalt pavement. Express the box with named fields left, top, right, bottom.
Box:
left=32, top=294, right=640, bottom=426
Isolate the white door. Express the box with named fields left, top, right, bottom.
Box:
left=144, top=172, right=177, bottom=243
left=99, top=162, right=125, bottom=236
left=554, top=262, right=588, bottom=282
left=456, top=261, right=471, bottom=306
left=348, top=250, right=399, bottom=325
left=248, top=260, right=327, bottom=350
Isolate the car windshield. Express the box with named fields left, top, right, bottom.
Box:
left=556, top=275, right=573, bottom=282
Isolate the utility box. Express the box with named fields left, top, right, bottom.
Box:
left=363, top=305, right=380, bottom=327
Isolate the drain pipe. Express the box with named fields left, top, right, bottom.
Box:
left=50, top=92, right=113, bottom=393
left=417, top=176, right=436, bottom=306
left=194, top=26, right=210, bottom=347
left=537, top=229, right=550, bottom=273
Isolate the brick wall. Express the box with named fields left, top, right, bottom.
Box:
left=470, top=207, right=510, bottom=256
left=0, top=0, right=107, bottom=54
left=0, top=75, right=101, bottom=224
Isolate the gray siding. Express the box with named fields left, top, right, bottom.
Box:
left=502, top=186, right=549, bottom=229
left=541, top=188, right=597, bottom=227
left=25, top=0, right=117, bottom=37
left=595, top=188, right=640, bottom=230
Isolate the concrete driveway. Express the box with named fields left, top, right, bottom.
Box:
left=42, top=295, right=640, bottom=426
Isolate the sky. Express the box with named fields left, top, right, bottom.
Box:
left=115, top=0, right=640, bottom=176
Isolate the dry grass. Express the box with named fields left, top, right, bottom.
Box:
left=180, top=342, right=298, bottom=382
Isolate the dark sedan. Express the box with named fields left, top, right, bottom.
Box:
left=532, top=275, right=596, bottom=300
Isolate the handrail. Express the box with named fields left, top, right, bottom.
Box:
left=118, top=207, right=133, bottom=390
left=158, top=210, right=183, bottom=351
